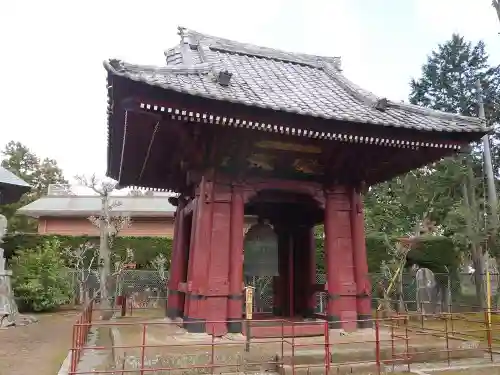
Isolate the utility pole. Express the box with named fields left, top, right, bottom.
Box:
left=476, top=80, right=498, bottom=231
left=493, top=1, right=500, bottom=26
left=477, top=79, right=497, bottom=315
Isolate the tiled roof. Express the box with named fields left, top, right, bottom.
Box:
left=104, top=27, right=485, bottom=134
left=0, top=167, right=30, bottom=189
left=0, top=166, right=31, bottom=204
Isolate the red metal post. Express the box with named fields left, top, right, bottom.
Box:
left=444, top=316, right=450, bottom=366
left=375, top=310, right=381, bottom=375
left=281, top=320, right=284, bottom=366
left=324, top=320, right=330, bottom=375
left=227, top=185, right=245, bottom=333
left=288, top=232, right=294, bottom=318
left=211, top=325, right=215, bottom=375
left=76, top=317, right=81, bottom=363
left=140, top=324, right=146, bottom=375
left=350, top=188, right=372, bottom=328
left=291, top=320, right=296, bottom=375
left=390, top=316, right=395, bottom=372
left=405, top=316, right=410, bottom=372
left=70, top=324, right=77, bottom=374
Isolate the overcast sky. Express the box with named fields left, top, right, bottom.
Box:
left=1, top=0, right=499, bottom=182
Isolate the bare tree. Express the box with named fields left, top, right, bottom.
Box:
left=150, top=254, right=169, bottom=307
left=113, top=248, right=135, bottom=300
left=76, top=175, right=131, bottom=317
left=63, top=242, right=99, bottom=305
left=378, top=237, right=410, bottom=316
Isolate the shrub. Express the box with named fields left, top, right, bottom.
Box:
left=3, top=234, right=172, bottom=269
left=11, top=239, right=73, bottom=312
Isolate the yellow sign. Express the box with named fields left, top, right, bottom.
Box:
left=245, top=287, right=254, bottom=320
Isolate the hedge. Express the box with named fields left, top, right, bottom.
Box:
left=317, top=232, right=459, bottom=275
left=3, top=232, right=459, bottom=273
left=3, top=234, right=172, bottom=269
left=364, top=232, right=459, bottom=274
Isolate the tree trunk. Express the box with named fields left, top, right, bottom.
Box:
left=79, top=283, right=85, bottom=305
left=462, top=175, right=486, bottom=308
left=472, top=252, right=486, bottom=309
left=99, top=193, right=112, bottom=319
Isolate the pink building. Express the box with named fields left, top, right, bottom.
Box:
left=17, top=185, right=178, bottom=237
left=17, top=185, right=256, bottom=238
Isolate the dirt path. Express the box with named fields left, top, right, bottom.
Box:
left=0, top=310, right=78, bottom=375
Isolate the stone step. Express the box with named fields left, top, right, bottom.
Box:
left=389, top=342, right=485, bottom=364
left=278, top=362, right=382, bottom=375
left=279, top=349, right=328, bottom=366
left=248, top=323, right=325, bottom=338
left=277, top=340, right=485, bottom=366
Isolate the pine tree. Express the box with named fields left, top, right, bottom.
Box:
left=410, top=34, right=500, bottom=124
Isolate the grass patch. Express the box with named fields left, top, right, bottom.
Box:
left=402, top=312, right=500, bottom=345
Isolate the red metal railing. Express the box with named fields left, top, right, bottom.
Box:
left=70, top=298, right=96, bottom=373
left=68, top=303, right=500, bottom=375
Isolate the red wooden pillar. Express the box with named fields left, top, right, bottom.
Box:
left=324, top=187, right=357, bottom=331
left=307, top=227, right=317, bottom=317
left=350, top=188, right=372, bottom=328
left=274, top=225, right=288, bottom=316
left=183, top=199, right=198, bottom=320
left=226, top=185, right=245, bottom=333
left=184, top=177, right=213, bottom=333
left=166, top=198, right=186, bottom=319
left=205, top=183, right=233, bottom=336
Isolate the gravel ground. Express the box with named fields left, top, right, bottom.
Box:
left=0, top=309, right=78, bottom=375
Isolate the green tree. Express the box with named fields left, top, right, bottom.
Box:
left=11, top=239, right=73, bottom=312
left=0, top=141, right=67, bottom=233
left=409, top=34, right=500, bottom=177
left=409, top=34, right=500, bottom=122
left=407, top=34, right=500, bottom=306
left=365, top=158, right=466, bottom=236
left=366, top=35, right=500, bottom=236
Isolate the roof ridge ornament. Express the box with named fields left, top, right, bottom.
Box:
left=374, top=98, right=389, bottom=111
left=216, top=70, right=232, bottom=87
left=177, top=26, right=194, bottom=65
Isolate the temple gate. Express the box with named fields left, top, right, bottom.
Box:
left=103, top=27, right=486, bottom=336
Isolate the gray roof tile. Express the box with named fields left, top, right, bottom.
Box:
left=104, top=28, right=485, bottom=133
left=17, top=196, right=177, bottom=218
left=0, top=166, right=30, bottom=204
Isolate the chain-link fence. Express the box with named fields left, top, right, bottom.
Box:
left=68, top=269, right=168, bottom=305
left=68, top=269, right=500, bottom=313
left=368, top=272, right=500, bottom=313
